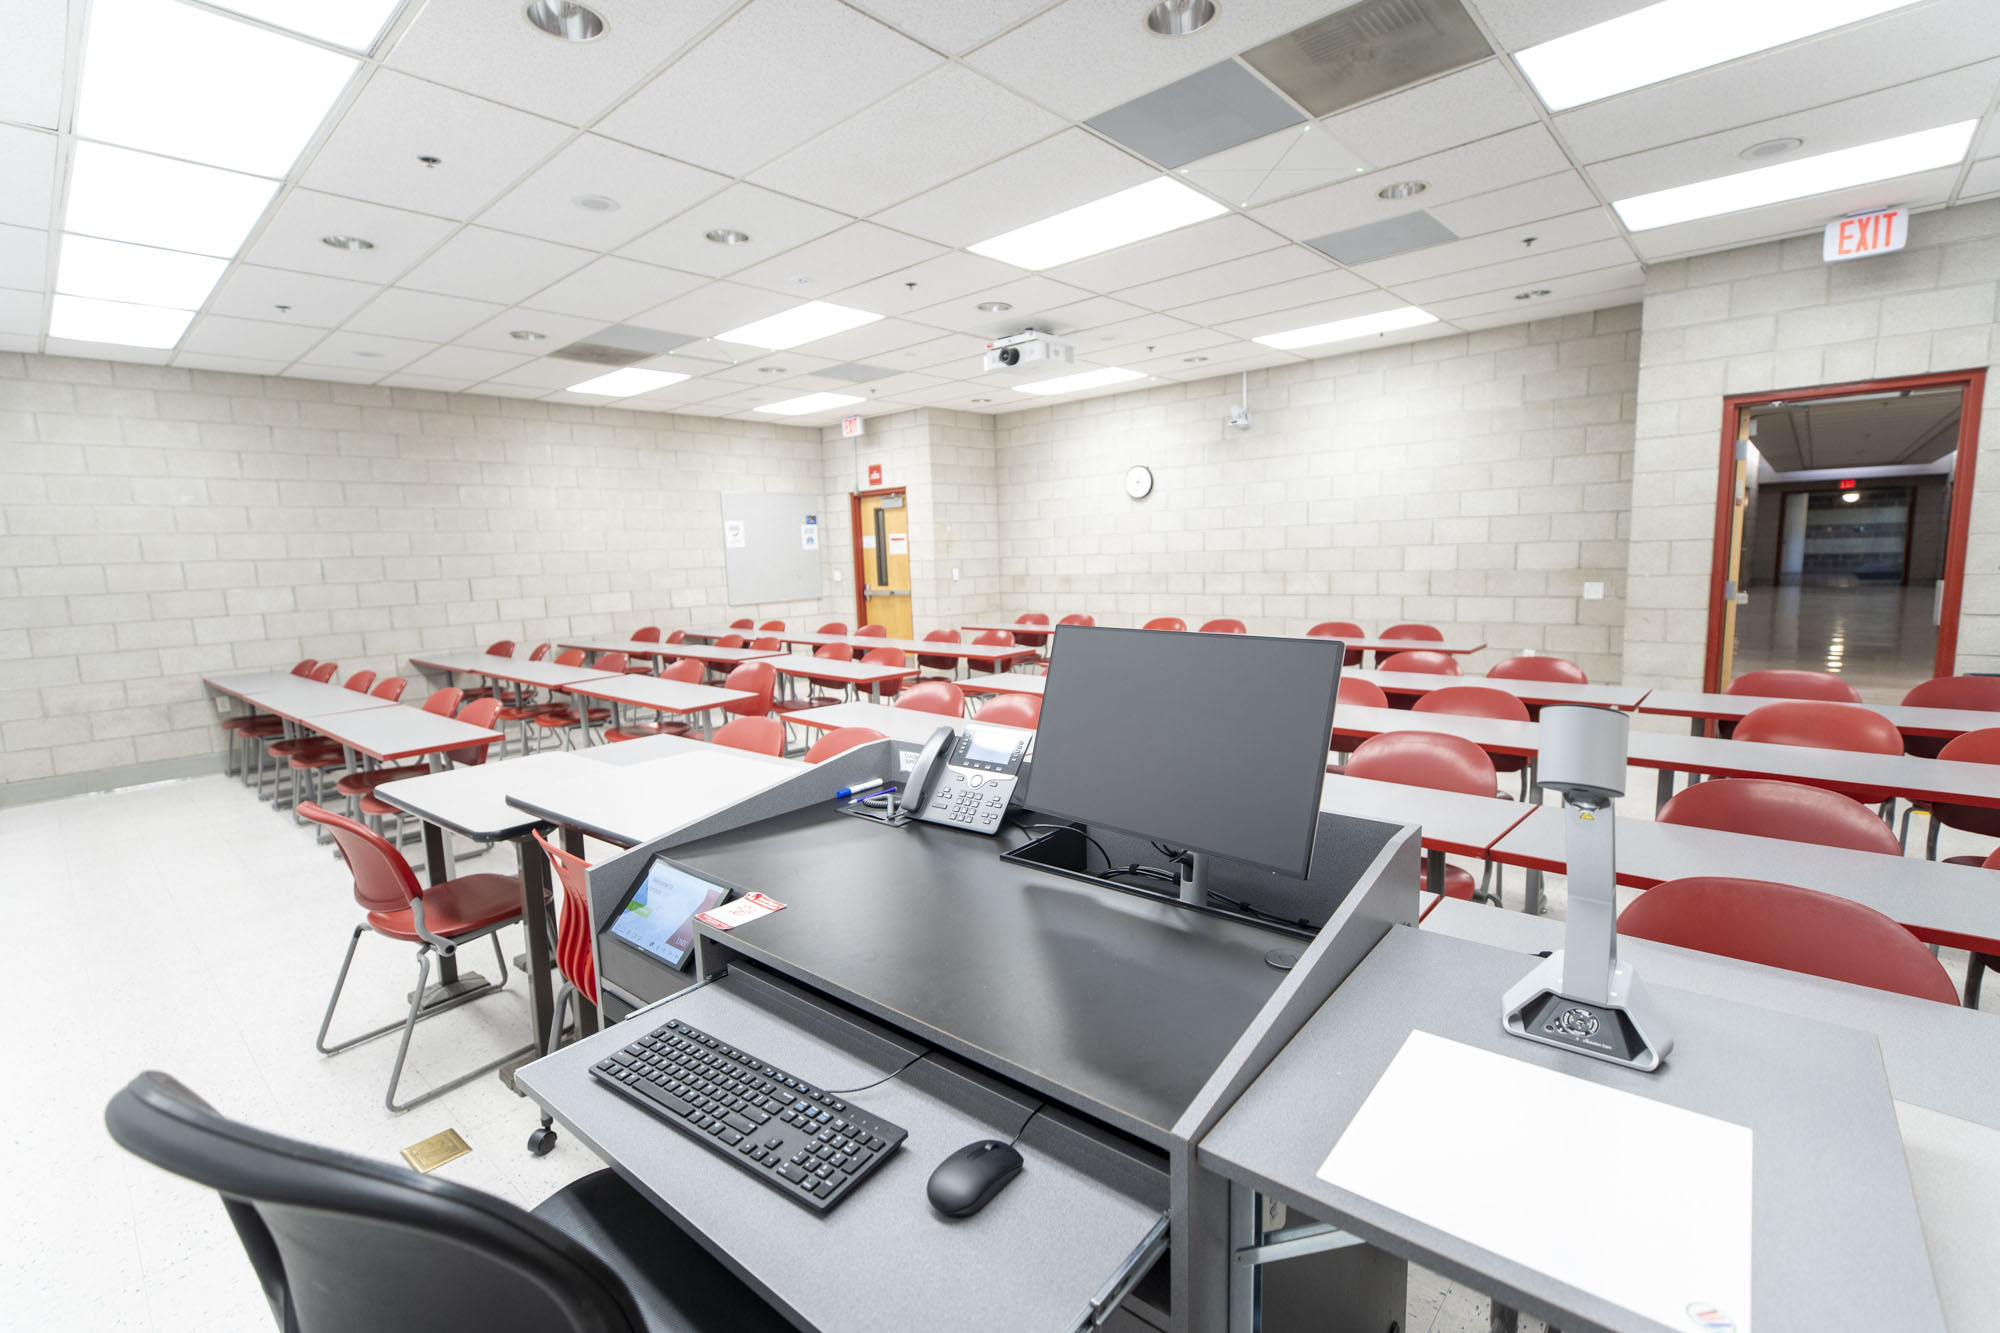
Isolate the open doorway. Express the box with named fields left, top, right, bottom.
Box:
left=1705, top=371, right=1985, bottom=701
left=850, top=487, right=914, bottom=637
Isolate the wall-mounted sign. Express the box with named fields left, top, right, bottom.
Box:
left=866, top=463, right=882, bottom=485
left=723, top=520, right=746, bottom=549
left=841, top=415, right=865, bottom=438
left=1823, top=206, right=1907, bottom=263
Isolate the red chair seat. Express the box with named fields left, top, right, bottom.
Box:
left=1436, top=863, right=1475, bottom=899
left=222, top=714, right=283, bottom=734
left=335, top=765, right=427, bottom=797
left=605, top=722, right=691, bottom=742
left=534, top=705, right=610, bottom=728
left=364, top=872, right=524, bottom=942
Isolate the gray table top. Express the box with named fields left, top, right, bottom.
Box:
left=1626, top=730, right=2000, bottom=806
left=770, top=657, right=920, bottom=685
left=660, top=643, right=788, bottom=664
left=373, top=751, right=603, bottom=840
left=307, top=704, right=505, bottom=763
left=1201, top=927, right=1943, bottom=1333
left=210, top=678, right=400, bottom=723
left=1317, top=774, right=1532, bottom=858
left=787, top=701, right=1036, bottom=749
left=561, top=675, right=752, bottom=714
left=958, top=672, right=1047, bottom=696
left=408, top=651, right=623, bottom=688
left=1637, top=690, right=2000, bottom=736
left=505, top=745, right=803, bottom=848
left=1331, top=703, right=1541, bottom=756
left=1347, top=668, right=1650, bottom=711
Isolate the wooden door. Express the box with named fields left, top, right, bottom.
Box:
left=854, top=490, right=914, bottom=638
left=1716, top=409, right=1752, bottom=687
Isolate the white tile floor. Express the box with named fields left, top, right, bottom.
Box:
left=1732, top=581, right=1942, bottom=703
left=1, top=764, right=1983, bottom=1331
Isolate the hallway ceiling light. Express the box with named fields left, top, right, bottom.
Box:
left=524, top=1, right=606, bottom=41
left=48, top=294, right=193, bottom=349
left=968, top=178, right=1228, bottom=270
left=1145, top=0, right=1217, bottom=37
left=64, top=142, right=278, bottom=257
left=203, top=0, right=406, bottom=51
left=76, top=0, right=360, bottom=177
left=57, top=235, right=227, bottom=310
left=1841, top=491, right=1861, bottom=502
left=1613, top=121, right=1976, bottom=231
left=566, top=367, right=690, bottom=396
left=754, top=391, right=866, bottom=416
left=1253, top=305, right=1437, bottom=351
left=1013, top=367, right=1148, bottom=396
left=1515, top=0, right=1922, bottom=111
left=714, top=301, right=883, bottom=350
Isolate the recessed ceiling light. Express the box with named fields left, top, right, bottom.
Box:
left=48, top=293, right=193, bottom=349
left=970, top=397, right=992, bottom=404
left=568, top=368, right=691, bottom=397
left=1145, top=0, right=1217, bottom=37
left=977, top=301, right=1013, bottom=313
left=969, top=177, right=1228, bottom=270
left=1184, top=355, right=1209, bottom=363
left=509, top=330, right=546, bottom=341
left=1014, top=367, right=1148, bottom=396
left=1841, top=491, right=1861, bottom=503
left=1613, top=120, right=1976, bottom=231
left=714, top=301, right=883, bottom=351
left=524, top=0, right=606, bottom=41
left=353, top=351, right=383, bottom=359
left=571, top=194, right=620, bottom=213
left=754, top=391, right=866, bottom=416
left=57, top=234, right=227, bottom=309
left=1740, top=137, right=1804, bottom=161
left=1515, top=0, right=1923, bottom=112
left=1515, top=289, right=1552, bottom=300
left=63, top=141, right=277, bottom=257
left=321, top=235, right=375, bottom=251
left=757, top=365, right=788, bottom=373
left=1253, top=305, right=1437, bottom=351
left=705, top=228, right=751, bottom=246
left=78, top=0, right=361, bottom=177
left=1376, top=180, right=1427, bottom=201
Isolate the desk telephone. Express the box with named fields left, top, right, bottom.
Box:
left=901, top=724, right=1025, bottom=833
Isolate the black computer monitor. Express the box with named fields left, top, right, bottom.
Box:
left=1024, top=625, right=1342, bottom=878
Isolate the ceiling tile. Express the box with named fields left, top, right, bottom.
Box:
left=0, top=287, right=43, bottom=336
left=1177, top=123, right=1370, bottom=208
left=238, top=190, right=457, bottom=282
left=45, top=337, right=173, bottom=365
left=627, top=281, right=798, bottom=339
left=1453, top=287, right=1645, bottom=329
left=1087, top=59, right=1304, bottom=170
left=1115, top=245, right=1332, bottom=311
left=1127, top=338, right=1296, bottom=378
left=300, top=70, right=572, bottom=220
left=342, top=288, right=505, bottom=342
left=1426, top=263, right=1647, bottom=320
left=1626, top=168, right=1960, bottom=262
left=840, top=0, right=1057, bottom=53
left=876, top=333, right=991, bottom=371
left=874, top=129, right=1154, bottom=247
left=701, top=351, right=842, bottom=386
left=903, top=275, right=1094, bottom=334
left=522, top=256, right=705, bottom=322
left=830, top=251, right=1029, bottom=317
left=1167, top=269, right=1375, bottom=326
left=477, top=135, right=731, bottom=252
left=1046, top=213, right=1287, bottom=292
left=401, top=345, right=533, bottom=381
left=1216, top=289, right=1416, bottom=340
left=1030, top=294, right=1151, bottom=333
left=1425, top=171, right=1603, bottom=237
left=379, top=372, right=483, bottom=392
left=1307, top=212, right=1458, bottom=265
left=618, top=182, right=850, bottom=278
left=172, top=351, right=292, bottom=375
left=730, top=222, right=945, bottom=297
left=1318, top=59, right=1540, bottom=168
left=1351, top=208, right=1617, bottom=287
left=1462, top=0, right=1654, bottom=51
left=785, top=316, right=937, bottom=363
left=752, top=67, right=1065, bottom=217
left=399, top=227, right=592, bottom=305
left=295, top=329, right=438, bottom=373
left=484, top=357, right=601, bottom=390
left=1962, top=156, right=2000, bottom=199
left=0, top=223, right=48, bottom=291
left=1388, top=238, right=1641, bottom=304
left=457, top=308, right=611, bottom=354
left=596, top=0, right=943, bottom=176
left=180, top=315, right=327, bottom=360
left=280, top=363, right=383, bottom=385
left=0, top=126, right=55, bottom=230
left=385, top=0, right=742, bottom=126
left=207, top=265, right=380, bottom=328
left=0, top=0, right=67, bottom=129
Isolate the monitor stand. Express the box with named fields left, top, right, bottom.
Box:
left=1181, top=851, right=1210, bottom=907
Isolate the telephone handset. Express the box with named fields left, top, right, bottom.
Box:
left=901, top=723, right=1026, bottom=834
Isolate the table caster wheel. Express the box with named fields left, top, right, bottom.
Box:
left=527, top=1126, right=557, bottom=1156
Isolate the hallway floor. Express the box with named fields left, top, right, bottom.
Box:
left=1733, top=581, right=1941, bottom=702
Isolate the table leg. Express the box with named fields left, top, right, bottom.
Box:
left=1426, top=848, right=1445, bottom=896
left=423, top=820, right=461, bottom=988
left=1655, top=766, right=1675, bottom=813
left=1523, top=867, right=1546, bottom=916
left=515, top=831, right=556, bottom=1058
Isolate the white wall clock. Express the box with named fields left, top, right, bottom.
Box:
left=1125, top=465, right=1154, bottom=499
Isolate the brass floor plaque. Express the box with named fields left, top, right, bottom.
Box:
left=400, top=1127, right=472, bottom=1173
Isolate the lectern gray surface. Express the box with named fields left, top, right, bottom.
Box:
left=1200, top=928, right=1944, bottom=1333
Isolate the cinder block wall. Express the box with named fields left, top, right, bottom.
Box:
left=990, top=307, right=1642, bottom=681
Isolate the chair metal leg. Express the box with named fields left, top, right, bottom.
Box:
left=315, top=925, right=368, bottom=1056
left=1968, top=955, right=1989, bottom=1010
left=1927, top=817, right=1942, bottom=861
left=1900, top=804, right=1915, bottom=851
left=383, top=949, right=433, bottom=1113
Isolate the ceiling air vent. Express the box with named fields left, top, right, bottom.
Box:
left=551, top=323, right=694, bottom=366
left=1241, top=0, right=1491, bottom=119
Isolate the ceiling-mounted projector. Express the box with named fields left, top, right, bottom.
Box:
left=984, top=330, right=1075, bottom=374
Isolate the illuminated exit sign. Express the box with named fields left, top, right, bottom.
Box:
left=1824, top=206, right=1907, bottom=263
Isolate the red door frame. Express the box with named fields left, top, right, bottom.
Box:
left=849, top=486, right=905, bottom=627
left=1702, top=368, right=1986, bottom=690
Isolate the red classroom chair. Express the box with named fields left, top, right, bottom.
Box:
left=526, top=831, right=602, bottom=1155
left=625, top=627, right=662, bottom=674
left=1413, top=685, right=1532, bottom=796
left=462, top=640, right=516, bottom=701
left=816, top=622, right=849, bottom=636
left=308, top=662, right=338, bottom=683
left=854, top=624, right=889, bottom=638
left=1915, top=727, right=2000, bottom=859
left=1657, top=778, right=1902, bottom=855
left=1900, top=675, right=2000, bottom=758
left=719, top=661, right=776, bottom=718
left=897, top=681, right=965, bottom=718
left=976, top=694, right=1041, bottom=729
left=1199, top=618, right=1248, bottom=634
left=1345, top=731, right=1501, bottom=911
left=730, top=619, right=755, bottom=630
left=759, top=620, right=786, bottom=632
left=859, top=646, right=908, bottom=698
left=711, top=716, right=785, bottom=756
left=1378, top=651, right=1460, bottom=676
left=1486, top=655, right=1587, bottom=684
left=1717, top=667, right=1862, bottom=738
left=1733, top=700, right=1903, bottom=805
left=804, top=727, right=888, bottom=763
left=334, top=687, right=465, bottom=809
left=1375, top=622, right=1441, bottom=666
left=1330, top=677, right=1388, bottom=762
left=355, top=698, right=504, bottom=845
left=1057, top=613, right=1095, bottom=627
left=1307, top=621, right=1364, bottom=666
left=1618, top=877, right=1959, bottom=1005
left=970, top=629, right=1021, bottom=672
left=918, top=629, right=962, bottom=682
left=605, top=660, right=707, bottom=743
left=771, top=644, right=854, bottom=716
left=1012, top=614, right=1052, bottom=648
left=1142, top=617, right=1186, bottom=632
left=532, top=653, right=625, bottom=746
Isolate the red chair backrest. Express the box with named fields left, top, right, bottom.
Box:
left=1345, top=731, right=1497, bottom=798
left=1199, top=618, right=1247, bottom=634
left=1734, top=701, right=1901, bottom=754
left=1143, top=617, right=1186, bottom=632
left=528, top=643, right=551, bottom=661
left=1902, top=676, right=2000, bottom=754
left=1725, top=668, right=1861, bottom=703
left=554, top=649, right=586, bottom=666
left=596, top=652, right=629, bottom=673
left=976, top=695, right=1041, bottom=729
left=920, top=628, right=962, bottom=670
left=862, top=646, right=907, bottom=696
left=371, top=676, right=407, bottom=702
left=1924, top=728, right=2000, bottom=838
left=712, top=716, right=785, bottom=756
left=1057, top=613, right=1095, bottom=627
left=631, top=627, right=662, bottom=643
left=309, top=662, right=338, bottom=682
left=1412, top=685, right=1530, bottom=723
left=486, top=640, right=516, bottom=658
left=291, top=660, right=317, bottom=676
left=1337, top=678, right=1388, bottom=709
left=805, top=727, right=887, bottom=763
left=897, top=680, right=964, bottom=717
left=972, top=629, right=1015, bottom=649
left=816, top=623, right=849, bottom=635
left=1618, top=877, right=1959, bottom=1004
left=422, top=687, right=463, bottom=716
left=721, top=661, right=775, bottom=716
left=730, top=619, right=755, bottom=630
left=298, top=801, right=421, bottom=916
left=1658, top=778, right=1902, bottom=855
left=751, top=636, right=782, bottom=651
left=1013, top=613, right=1051, bottom=648
left=343, top=670, right=377, bottom=693
left=759, top=621, right=785, bottom=632
left=855, top=624, right=888, bottom=638
left=665, top=630, right=686, bottom=645
left=1308, top=621, right=1364, bottom=666
left=662, top=659, right=705, bottom=684
left=532, top=831, right=596, bottom=1003
left=446, top=698, right=503, bottom=767
left=815, top=643, right=854, bottom=662
left=1379, top=651, right=1460, bottom=675
left=716, top=635, right=747, bottom=650
left=1487, top=655, right=1587, bottom=685
left=1938, top=727, right=2000, bottom=765
left=1381, top=624, right=1442, bottom=642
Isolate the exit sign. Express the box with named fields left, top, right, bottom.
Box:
left=1824, top=206, right=1907, bottom=263
left=840, top=415, right=865, bottom=437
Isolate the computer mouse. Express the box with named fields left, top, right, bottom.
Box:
left=926, top=1139, right=1024, bottom=1218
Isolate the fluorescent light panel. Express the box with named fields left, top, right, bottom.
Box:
left=754, top=392, right=866, bottom=416
left=969, top=178, right=1229, bottom=270
left=77, top=0, right=359, bottom=177
left=1516, top=0, right=1922, bottom=111
left=1254, top=306, right=1437, bottom=351
left=57, top=235, right=227, bottom=309
left=566, top=368, right=692, bottom=397
left=203, top=0, right=407, bottom=51
left=1613, top=121, right=1977, bottom=231
left=1013, top=367, right=1148, bottom=396
left=64, top=142, right=280, bottom=258
left=49, top=294, right=193, bottom=349
left=713, top=302, right=883, bottom=351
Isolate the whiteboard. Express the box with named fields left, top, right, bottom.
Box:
left=720, top=492, right=822, bottom=605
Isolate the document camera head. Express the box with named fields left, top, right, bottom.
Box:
left=1535, top=706, right=1627, bottom=808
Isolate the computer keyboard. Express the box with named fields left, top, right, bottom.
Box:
left=590, top=1017, right=907, bottom=1214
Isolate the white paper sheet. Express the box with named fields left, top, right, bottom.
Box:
left=1318, top=1030, right=1753, bottom=1333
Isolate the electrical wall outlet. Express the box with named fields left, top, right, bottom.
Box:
left=952, top=567, right=960, bottom=581
left=1582, top=582, right=1604, bottom=600
left=832, top=569, right=842, bottom=582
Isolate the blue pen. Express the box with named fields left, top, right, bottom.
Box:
left=837, top=779, right=886, bottom=800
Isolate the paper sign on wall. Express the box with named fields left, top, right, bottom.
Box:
left=801, top=525, right=819, bottom=550
left=867, top=463, right=882, bottom=485
left=724, top=520, right=746, bottom=549
left=888, top=533, right=909, bottom=556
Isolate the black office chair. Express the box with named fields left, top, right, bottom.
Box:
left=104, top=1071, right=794, bottom=1333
